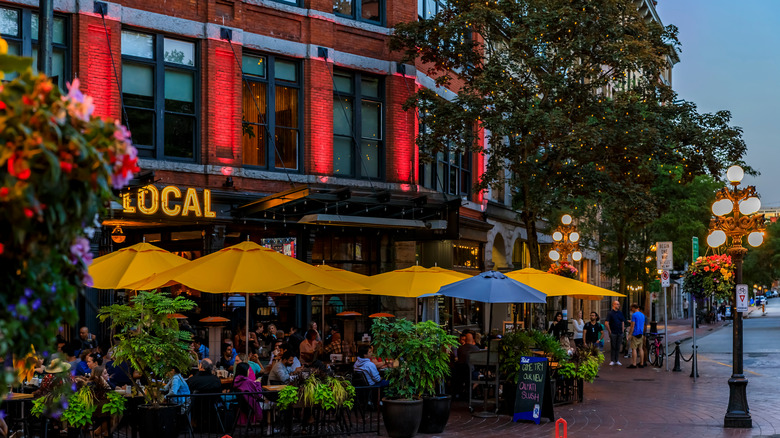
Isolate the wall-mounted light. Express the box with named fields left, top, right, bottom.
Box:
left=224, top=176, right=234, bottom=188
left=111, top=226, right=126, bottom=243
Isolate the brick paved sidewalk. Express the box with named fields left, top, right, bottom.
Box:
left=364, top=315, right=780, bottom=438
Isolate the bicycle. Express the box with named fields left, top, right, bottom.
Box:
left=647, top=333, right=665, bottom=368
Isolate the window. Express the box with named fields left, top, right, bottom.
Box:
left=419, top=141, right=472, bottom=198
left=333, top=70, right=383, bottom=179
left=418, top=0, right=446, bottom=20
left=121, top=30, right=198, bottom=161
left=242, top=54, right=302, bottom=170
left=0, top=6, right=69, bottom=89
left=334, top=0, right=383, bottom=24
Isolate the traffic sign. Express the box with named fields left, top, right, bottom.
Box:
left=661, top=270, right=670, bottom=287
left=736, top=284, right=748, bottom=312
left=656, top=241, right=673, bottom=270
left=692, top=237, right=699, bottom=262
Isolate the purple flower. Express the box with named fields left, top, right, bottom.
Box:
left=42, top=350, right=49, bottom=358
left=0, top=409, right=5, bottom=419
left=32, top=299, right=41, bottom=310
left=69, top=236, right=93, bottom=265
left=51, top=284, right=57, bottom=293
left=71, top=382, right=77, bottom=391
left=19, top=297, right=27, bottom=307
left=83, top=273, right=94, bottom=288
left=8, top=304, right=16, bottom=317
left=24, top=288, right=33, bottom=298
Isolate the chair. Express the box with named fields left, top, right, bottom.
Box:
left=170, top=395, right=194, bottom=438
left=230, top=392, right=261, bottom=438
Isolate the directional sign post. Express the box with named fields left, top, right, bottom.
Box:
left=656, top=241, right=673, bottom=271
left=736, top=284, right=749, bottom=313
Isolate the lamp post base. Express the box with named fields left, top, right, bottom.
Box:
left=724, top=376, right=751, bottom=428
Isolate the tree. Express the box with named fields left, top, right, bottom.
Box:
left=392, top=0, right=679, bottom=268
left=742, top=221, right=780, bottom=288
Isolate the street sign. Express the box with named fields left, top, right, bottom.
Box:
left=650, top=292, right=659, bottom=303
left=661, top=270, right=670, bottom=287
left=656, top=241, right=673, bottom=270
left=692, top=237, right=699, bottom=262
left=736, top=284, right=748, bottom=312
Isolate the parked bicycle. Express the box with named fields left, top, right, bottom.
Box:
left=647, top=333, right=665, bottom=367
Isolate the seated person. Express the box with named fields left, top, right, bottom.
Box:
left=216, top=344, right=235, bottom=373
left=268, top=343, right=301, bottom=371
left=299, top=329, right=320, bottom=365
left=33, top=358, right=76, bottom=398
left=353, top=346, right=387, bottom=387
left=187, top=358, right=222, bottom=394
left=105, top=358, right=134, bottom=389
left=163, top=366, right=191, bottom=414
left=233, top=354, right=257, bottom=380
left=192, top=337, right=209, bottom=360
left=268, top=351, right=300, bottom=384
left=232, top=363, right=263, bottom=425
left=237, top=353, right=263, bottom=378
left=74, top=349, right=92, bottom=376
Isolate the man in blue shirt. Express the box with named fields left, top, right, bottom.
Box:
left=604, top=301, right=626, bottom=366
left=353, top=346, right=387, bottom=387
left=627, top=303, right=646, bottom=369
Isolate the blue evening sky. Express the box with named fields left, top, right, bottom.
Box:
left=656, top=1, right=780, bottom=206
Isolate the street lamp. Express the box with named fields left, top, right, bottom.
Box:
left=549, top=214, right=582, bottom=263
left=706, top=165, right=765, bottom=429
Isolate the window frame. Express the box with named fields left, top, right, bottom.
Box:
left=121, top=29, right=200, bottom=162
left=332, top=69, right=385, bottom=180
left=0, top=6, right=71, bottom=89
left=333, top=0, right=385, bottom=26
left=241, top=53, right=304, bottom=172
left=418, top=140, right=472, bottom=199
left=418, top=0, right=446, bottom=21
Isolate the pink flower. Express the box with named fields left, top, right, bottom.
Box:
left=83, top=272, right=94, bottom=288
left=69, top=236, right=93, bottom=266
left=62, top=79, right=94, bottom=122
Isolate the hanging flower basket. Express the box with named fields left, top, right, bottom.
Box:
left=682, top=254, right=735, bottom=302
left=548, top=261, right=578, bottom=279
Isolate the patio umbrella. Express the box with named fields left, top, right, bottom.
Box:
left=505, top=267, right=626, bottom=299
left=130, top=241, right=368, bottom=356
left=366, top=265, right=472, bottom=298
left=88, top=242, right=190, bottom=289
left=423, top=270, right=547, bottom=418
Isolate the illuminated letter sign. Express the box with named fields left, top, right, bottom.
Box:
left=122, top=186, right=214, bottom=218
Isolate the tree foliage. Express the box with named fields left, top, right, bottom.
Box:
left=742, top=221, right=780, bottom=288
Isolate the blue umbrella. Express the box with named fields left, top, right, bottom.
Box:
left=424, top=270, right=547, bottom=418
left=426, top=270, right=547, bottom=304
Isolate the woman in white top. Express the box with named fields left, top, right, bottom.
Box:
left=572, top=310, right=585, bottom=348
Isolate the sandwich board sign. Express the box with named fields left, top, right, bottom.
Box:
left=513, top=356, right=554, bottom=424
left=736, top=284, right=748, bottom=312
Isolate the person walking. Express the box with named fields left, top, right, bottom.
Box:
left=627, top=303, right=646, bottom=369
left=683, top=298, right=689, bottom=319
left=604, top=300, right=626, bottom=366
left=572, top=310, right=585, bottom=348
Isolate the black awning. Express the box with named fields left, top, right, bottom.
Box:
left=235, top=184, right=461, bottom=238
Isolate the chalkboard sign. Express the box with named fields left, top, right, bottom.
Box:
left=512, top=356, right=554, bottom=424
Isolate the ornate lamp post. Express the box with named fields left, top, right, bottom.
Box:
left=706, top=165, right=765, bottom=429
left=548, top=214, right=582, bottom=264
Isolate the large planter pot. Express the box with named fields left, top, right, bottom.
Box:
left=382, top=398, right=423, bottom=438
left=138, top=403, right=180, bottom=438
left=418, top=394, right=451, bottom=434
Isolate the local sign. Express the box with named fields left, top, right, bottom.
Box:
left=656, top=241, right=673, bottom=270
left=692, top=236, right=699, bottom=262
left=122, top=185, right=216, bottom=218
left=736, top=284, right=748, bottom=312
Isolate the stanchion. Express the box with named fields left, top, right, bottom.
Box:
left=672, top=341, right=682, bottom=372
left=555, top=418, right=568, bottom=438
left=689, top=345, right=699, bottom=379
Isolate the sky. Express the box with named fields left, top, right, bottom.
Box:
left=656, top=1, right=780, bottom=206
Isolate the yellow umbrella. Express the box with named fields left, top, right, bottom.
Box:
left=366, top=265, right=472, bottom=298
left=505, top=267, right=626, bottom=299
left=132, top=241, right=368, bottom=293
left=274, top=264, right=372, bottom=294
left=88, top=242, right=190, bottom=289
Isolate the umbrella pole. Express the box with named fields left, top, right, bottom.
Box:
left=246, top=293, right=250, bottom=358
left=474, top=304, right=497, bottom=418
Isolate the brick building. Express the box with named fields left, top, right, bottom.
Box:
left=0, top=0, right=493, bottom=336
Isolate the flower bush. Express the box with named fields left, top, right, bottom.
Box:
left=0, top=38, right=137, bottom=397
left=548, top=261, right=578, bottom=279
left=683, top=254, right=735, bottom=301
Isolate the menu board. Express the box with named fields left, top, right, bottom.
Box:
left=512, top=356, right=554, bottom=424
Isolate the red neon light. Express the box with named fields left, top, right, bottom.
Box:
left=474, top=125, right=486, bottom=204
left=387, top=75, right=414, bottom=183
left=86, top=24, right=119, bottom=118
left=214, top=49, right=238, bottom=161
left=309, top=60, right=332, bottom=174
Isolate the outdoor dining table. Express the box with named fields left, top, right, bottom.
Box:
left=2, top=393, right=35, bottom=436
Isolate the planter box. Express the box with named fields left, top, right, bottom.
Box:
left=551, top=375, right=583, bottom=406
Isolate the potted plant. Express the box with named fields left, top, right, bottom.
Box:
left=98, top=290, right=196, bottom=437
left=683, top=254, right=735, bottom=302
left=371, top=318, right=458, bottom=437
